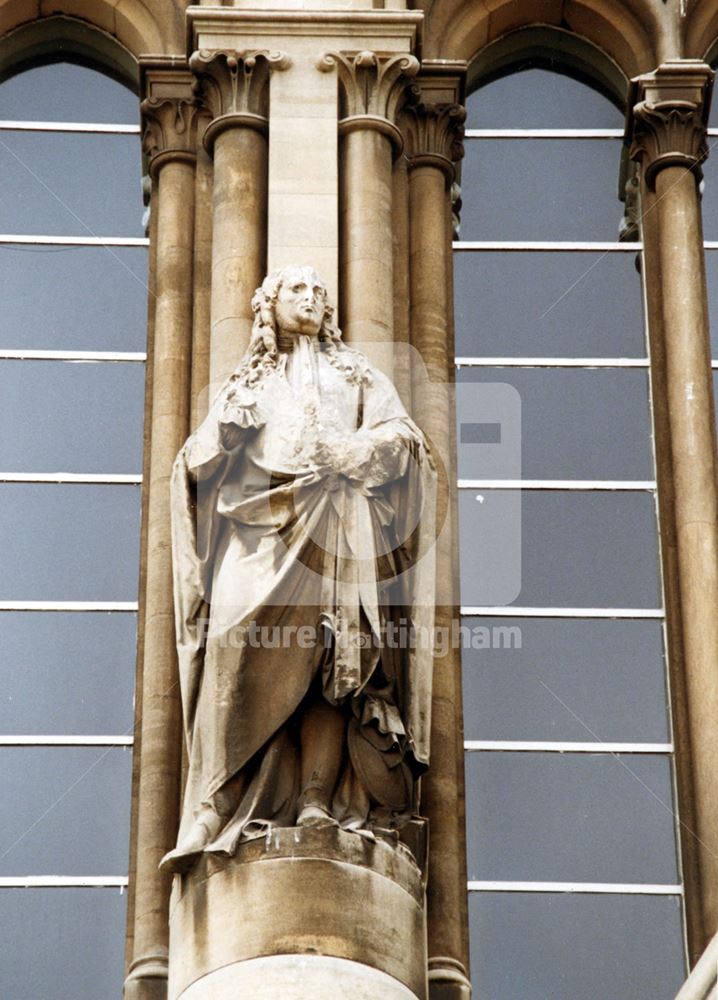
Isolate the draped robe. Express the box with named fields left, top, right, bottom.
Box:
left=168, top=335, right=436, bottom=865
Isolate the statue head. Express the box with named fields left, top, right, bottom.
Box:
left=250, top=266, right=340, bottom=352
left=273, top=266, right=327, bottom=338
left=235, top=266, right=370, bottom=389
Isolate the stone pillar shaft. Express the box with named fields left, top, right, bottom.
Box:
left=629, top=59, right=718, bottom=950
left=331, top=50, right=419, bottom=377
left=126, top=67, right=197, bottom=1000
left=190, top=119, right=213, bottom=429
left=209, top=125, right=267, bottom=385
left=190, top=50, right=283, bottom=387
left=340, top=127, right=395, bottom=376
left=404, top=67, right=471, bottom=999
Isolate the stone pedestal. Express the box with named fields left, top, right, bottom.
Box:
left=168, top=827, right=428, bottom=1000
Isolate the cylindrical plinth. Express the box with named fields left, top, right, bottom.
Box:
left=180, top=955, right=419, bottom=999
left=168, top=827, right=427, bottom=1000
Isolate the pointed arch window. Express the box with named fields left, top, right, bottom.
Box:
left=456, top=66, right=687, bottom=999
left=0, top=57, right=146, bottom=1000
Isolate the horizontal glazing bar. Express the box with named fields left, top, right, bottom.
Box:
left=455, top=357, right=649, bottom=368
left=0, top=350, right=146, bottom=362
left=454, top=241, right=641, bottom=252
left=0, top=121, right=141, bottom=134
left=461, top=607, right=665, bottom=619
left=467, top=881, right=683, bottom=895
left=0, top=602, right=138, bottom=612
left=0, top=235, right=148, bottom=247
left=0, top=876, right=128, bottom=888
left=465, top=129, right=624, bottom=139
left=458, top=480, right=656, bottom=491
left=0, top=473, right=142, bottom=484
left=0, top=736, right=133, bottom=746
left=464, top=741, right=673, bottom=753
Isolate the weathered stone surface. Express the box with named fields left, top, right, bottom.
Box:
left=168, top=827, right=427, bottom=1000
left=179, top=954, right=420, bottom=1000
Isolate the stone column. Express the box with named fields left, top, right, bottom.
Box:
left=322, top=50, right=419, bottom=377
left=628, top=59, right=718, bottom=948
left=190, top=108, right=213, bottom=429
left=124, top=63, right=198, bottom=1000
left=402, top=66, right=471, bottom=1000
left=190, top=50, right=289, bottom=388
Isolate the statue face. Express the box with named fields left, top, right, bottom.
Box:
left=274, top=267, right=326, bottom=337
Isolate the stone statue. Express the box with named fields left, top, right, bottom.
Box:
left=161, top=266, right=436, bottom=873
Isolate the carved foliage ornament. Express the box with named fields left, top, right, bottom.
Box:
left=402, top=92, right=466, bottom=181
left=318, top=50, right=420, bottom=126
left=190, top=49, right=292, bottom=149
left=630, top=99, right=708, bottom=189
left=141, top=97, right=199, bottom=174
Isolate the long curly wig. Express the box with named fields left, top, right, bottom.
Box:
left=234, top=267, right=372, bottom=389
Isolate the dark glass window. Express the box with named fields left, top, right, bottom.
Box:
left=469, top=893, right=685, bottom=1000
left=458, top=65, right=684, bottom=1000
left=461, top=617, right=670, bottom=743
left=0, top=361, right=144, bottom=473
left=0, top=747, right=132, bottom=876
left=458, top=490, right=661, bottom=608
left=0, top=59, right=143, bottom=1000
left=465, top=68, right=624, bottom=129
left=457, top=368, right=653, bottom=480
left=461, top=138, right=625, bottom=241
left=0, top=484, right=141, bottom=601
left=0, top=244, right=148, bottom=352
left=454, top=250, right=645, bottom=358
left=0, top=889, right=126, bottom=1000
left=0, top=612, right=136, bottom=734
left=465, top=752, right=679, bottom=883
left=0, top=62, right=139, bottom=124
left=0, top=131, right=143, bottom=237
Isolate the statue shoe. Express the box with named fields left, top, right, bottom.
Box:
left=296, top=803, right=339, bottom=828
left=159, top=808, right=224, bottom=873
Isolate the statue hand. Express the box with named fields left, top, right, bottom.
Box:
left=310, top=433, right=373, bottom=481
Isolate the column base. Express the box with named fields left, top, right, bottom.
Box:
left=168, top=826, right=427, bottom=1000
left=180, top=954, right=420, bottom=999
left=428, top=957, right=472, bottom=999
left=124, top=954, right=169, bottom=1000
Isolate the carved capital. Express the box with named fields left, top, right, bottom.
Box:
left=140, top=60, right=199, bottom=178
left=141, top=97, right=199, bottom=175
left=318, top=50, right=420, bottom=153
left=627, top=60, right=714, bottom=190
left=190, top=49, right=291, bottom=152
left=402, top=97, right=466, bottom=181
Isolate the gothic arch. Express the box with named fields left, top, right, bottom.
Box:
left=421, top=0, right=663, bottom=82
left=0, top=0, right=186, bottom=70
left=684, top=0, right=718, bottom=64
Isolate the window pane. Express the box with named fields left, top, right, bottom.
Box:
left=701, top=153, right=718, bottom=242
left=0, top=888, right=126, bottom=1000
left=454, top=250, right=645, bottom=358
left=460, top=139, right=624, bottom=241
left=0, top=612, right=136, bottom=734
left=0, top=131, right=143, bottom=236
left=466, top=69, right=624, bottom=130
left=0, top=361, right=144, bottom=474
left=0, top=747, right=131, bottom=875
left=0, top=62, right=138, bottom=124
left=465, top=752, right=678, bottom=882
left=0, top=244, right=148, bottom=351
left=0, top=484, right=140, bottom=600
left=458, top=490, right=661, bottom=608
left=457, top=368, right=653, bottom=480
left=461, top=618, right=670, bottom=743
left=706, top=250, right=718, bottom=358
left=469, top=892, right=685, bottom=1000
